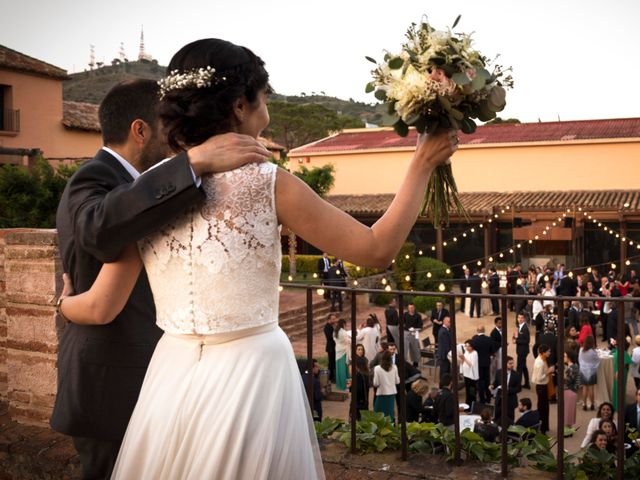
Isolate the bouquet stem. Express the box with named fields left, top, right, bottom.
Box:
left=421, top=162, right=468, bottom=226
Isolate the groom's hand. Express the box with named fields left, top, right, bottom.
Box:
left=187, top=133, right=272, bottom=176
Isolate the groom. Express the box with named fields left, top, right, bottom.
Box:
left=51, top=78, right=271, bottom=479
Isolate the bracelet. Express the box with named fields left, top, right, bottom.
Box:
left=55, top=296, right=70, bottom=323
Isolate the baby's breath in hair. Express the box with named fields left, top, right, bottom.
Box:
left=157, top=66, right=227, bottom=99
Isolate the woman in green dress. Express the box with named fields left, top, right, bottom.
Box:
left=612, top=339, right=632, bottom=411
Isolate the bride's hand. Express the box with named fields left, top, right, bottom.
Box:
left=413, top=130, right=458, bottom=172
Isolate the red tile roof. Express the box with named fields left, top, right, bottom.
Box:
left=328, top=190, right=640, bottom=216
left=62, top=101, right=100, bottom=132
left=0, top=44, right=68, bottom=80
left=290, top=118, right=640, bottom=155
left=258, top=136, right=285, bottom=151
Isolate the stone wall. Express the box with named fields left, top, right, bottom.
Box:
left=0, top=228, right=62, bottom=426
left=0, top=230, right=7, bottom=400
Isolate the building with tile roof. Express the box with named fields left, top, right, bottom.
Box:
left=288, top=120, right=640, bottom=270
left=0, top=45, right=101, bottom=166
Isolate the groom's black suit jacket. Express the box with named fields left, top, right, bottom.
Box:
left=50, top=149, right=204, bottom=441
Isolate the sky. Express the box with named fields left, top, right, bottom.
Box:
left=2, top=0, right=639, bottom=123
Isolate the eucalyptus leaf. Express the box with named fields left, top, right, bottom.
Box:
left=365, top=55, right=377, bottom=64
left=437, top=95, right=452, bottom=111
left=471, top=74, right=485, bottom=91
left=452, top=72, right=471, bottom=85
left=381, top=111, right=399, bottom=126
left=394, top=119, right=409, bottom=137
left=403, top=112, right=421, bottom=126
left=365, top=82, right=375, bottom=94
left=452, top=14, right=461, bottom=29
left=475, top=68, right=491, bottom=80
left=461, top=118, right=477, bottom=134
left=414, top=115, right=428, bottom=134
left=374, top=89, right=387, bottom=101
left=489, top=86, right=507, bottom=107
left=388, top=57, right=404, bottom=69
left=450, top=108, right=464, bottom=120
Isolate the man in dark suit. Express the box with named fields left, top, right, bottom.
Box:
left=492, top=356, right=521, bottom=425
left=488, top=267, right=500, bottom=315
left=317, top=252, right=331, bottom=299
left=460, top=268, right=470, bottom=312
left=430, top=300, right=449, bottom=347
left=515, top=397, right=541, bottom=428
left=513, top=312, right=531, bottom=389
left=324, top=313, right=338, bottom=382
left=434, top=373, right=455, bottom=427
left=385, top=298, right=399, bottom=344
left=490, top=316, right=504, bottom=382
left=624, top=388, right=640, bottom=454
left=437, top=316, right=452, bottom=382
left=567, top=301, right=582, bottom=330
left=326, top=260, right=344, bottom=311
left=472, top=325, right=495, bottom=403
left=468, top=270, right=482, bottom=318
left=51, top=79, right=269, bottom=479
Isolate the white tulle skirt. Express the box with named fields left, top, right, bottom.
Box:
left=111, top=323, right=325, bottom=480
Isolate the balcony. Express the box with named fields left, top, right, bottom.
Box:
left=0, top=108, right=20, bottom=133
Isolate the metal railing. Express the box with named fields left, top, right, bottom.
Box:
left=1, top=109, right=20, bottom=132
left=283, top=282, right=636, bottom=480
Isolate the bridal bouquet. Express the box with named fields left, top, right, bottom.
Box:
left=366, top=15, right=513, bottom=225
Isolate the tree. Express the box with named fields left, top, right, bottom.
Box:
left=0, top=158, right=79, bottom=228
left=485, top=117, right=521, bottom=125
left=265, top=101, right=363, bottom=151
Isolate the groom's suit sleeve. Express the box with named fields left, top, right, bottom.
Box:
left=68, top=151, right=204, bottom=263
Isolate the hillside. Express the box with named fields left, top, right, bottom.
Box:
left=63, top=61, right=386, bottom=125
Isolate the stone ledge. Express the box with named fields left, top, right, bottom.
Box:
left=3, top=230, right=58, bottom=247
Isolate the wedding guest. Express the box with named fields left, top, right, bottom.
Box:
left=469, top=270, right=482, bottom=318
left=406, top=377, right=430, bottom=423
left=317, top=252, right=331, bottom=299
left=489, top=317, right=503, bottom=381
left=430, top=300, right=448, bottom=346
left=437, top=316, right=452, bottom=382
left=347, top=315, right=379, bottom=364
left=473, top=407, right=500, bottom=442
left=385, top=298, right=399, bottom=344
left=349, top=356, right=370, bottom=421
left=459, top=339, right=479, bottom=408
left=472, top=325, right=494, bottom=403
left=434, top=373, right=455, bottom=427
left=326, top=259, right=344, bottom=312
left=623, top=388, right=640, bottom=455
left=577, top=313, right=594, bottom=347
left=599, top=419, right=618, bottom=454
left=299, top=358, right=324, bottom=421
left=515, top=398, right=540, bottom=429
left=580, top=402, right=615, bottom=448
left=532, top=344, right=554, bottom=434
left=563, top=350, right=580, bottom=430
left=587, top=430, right=610, bottom=453
left=488, top=267, right=500, bottom=315
left=632, top=335, right=640, bottom=390
left=492, top=356, right=520, bottom=425
left=373, top=350, right=400, bottom=421
left=460, top=268, right=470, bottom=313
left=579, top=335, right=599, bottom=411
left=324, top=313, right=338, bottom=382
left=612, top=339, right=632, bottom=411
left=334, top=319, right=349, bottom=390
left=514, top=313, right=531, bottom=389
left=403, top=302, right=423, bottom=366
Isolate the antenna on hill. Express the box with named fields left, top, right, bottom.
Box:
left=557, top=114, right=561, bottom=122
left=89, top=44, right=96, bottom=70
left=119, top=42, right=127, bottom=62
left=138, top=25, right=152, bottom=61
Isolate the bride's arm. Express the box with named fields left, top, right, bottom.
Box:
left=276, top=130, right=454, bottom=268
left=59, top=244, right=143, bottom=325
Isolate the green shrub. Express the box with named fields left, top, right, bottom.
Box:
left=413, top=257, right=453, bottom=292
left=371, top=292, right=394, bottom=306
left=412, top=296, right=445, bottom=313
left=337, top=411, right=400, bottom=453
left=391, top=242, right=415, bottom=290
left=281, top=255, right=384, bottom=278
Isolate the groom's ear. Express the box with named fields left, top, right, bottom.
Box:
left=130, top=119, right=152, bottom=146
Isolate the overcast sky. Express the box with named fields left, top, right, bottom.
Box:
left=2, top=0, right=639, bottom=122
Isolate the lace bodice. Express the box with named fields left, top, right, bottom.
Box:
left=139, top=162, right=281, bottom=334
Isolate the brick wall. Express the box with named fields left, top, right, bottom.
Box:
left=0, top=230, right=7, bottom=400
left=1, top=229, right=63, bottom=426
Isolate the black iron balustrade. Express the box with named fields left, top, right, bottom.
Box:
left=282, top=282, right=637, bottom=480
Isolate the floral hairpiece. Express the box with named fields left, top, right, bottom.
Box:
left=157, top=66, right=226, bottom=99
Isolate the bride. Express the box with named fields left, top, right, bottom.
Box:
left=58, top=38, right=455, bottom=479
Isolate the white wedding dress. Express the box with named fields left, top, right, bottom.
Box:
left=111, top=162, right=325, bottom=479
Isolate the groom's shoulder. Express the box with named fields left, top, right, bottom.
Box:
left=68, top=150, right=121, bottom=186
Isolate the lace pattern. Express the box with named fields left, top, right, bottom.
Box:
left=139, top=162, right=281, bottom=334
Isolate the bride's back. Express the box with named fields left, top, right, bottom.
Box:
left=139, top=162, right=281, bottom=334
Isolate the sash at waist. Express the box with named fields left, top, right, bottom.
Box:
left=164, top=322, right=277, bottom=346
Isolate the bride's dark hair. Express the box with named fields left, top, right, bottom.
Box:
left=160, top=38, right=271, bottom=151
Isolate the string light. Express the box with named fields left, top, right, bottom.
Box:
left=462, top=265, right=467, bottom=270
left=568, top=271, right=574, bottom=278
left=438, top=283, right=446, bottom=292
left=316, top=288, right=324, bottom=296
left=353, top=280, right=359, bottom=286
left=476, top=260, right=482, bottom=266
left=481, top=280, right=488, bottom=289
left=288, top=275, right=293, bottom=281
left=445, top=268, right=451, bottom=274
left=384, top=285, right=392, bottom=292
left=418, top=250, right=423, bottom=255
left=405, top=254, right=410, bottom=259
left=278, top=285, right=284, bottom=292
left=625, top=260, right=631, bottom=266
left=489, top=256, right=494, bottom=262
left=405, top=275, right=411, bottom=281
left=427, top=272, right=432, bottom=278
left=381, top=278, right=387, bottom=285
left=611, top=263, right=617, bottom=269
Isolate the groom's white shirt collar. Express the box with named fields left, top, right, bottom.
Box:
left=103, top=147, right=140, bottom=180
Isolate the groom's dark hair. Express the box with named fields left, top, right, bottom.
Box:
left=99, top=79, right=160, bottom=146
left=160, top=38, right=271, bottom=151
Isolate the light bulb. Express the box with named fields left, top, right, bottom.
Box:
left=479, top=223, right=484, bottom=228
left=535, top=235, right=539, bottom=240
left=625, top=260, right=631, bottom=266
left=462, top=265, right=467, bottom=270
left=453, top=237, right=457, bottom=242
left=405, top=254, right=410, bottom=259
left=463, top=233, right=467, bottom=237
left=356, top=266, right=361, bottom=272
left=489, top=256, right=494, bottom=262
left=353, top=280, right=359, bottom=286
left=494, top=214, right=498, bottom=218
left=288, top=275, right=293, bottom=281
left=587, top=267, right=592, bottom=273
left=427, top=272, right=432, bottom=278
left=384, top=285, right=392, bottom=292
left=445, top=268, right=451, bottom=274
left=316, top=288, right=324, bottom=296
left=517, top=243, right=522, bottom=248
left=477, top=260, right=482, bottom=266
left=481, top=281, right=488, bottom=289
left=313, top=273, right=318, bottom=279
left=471, top=228, right=475, bottom=233
left=431, top=246, right=436, bottom=251
left=443, top=241, right=448, bottom=246
left=278, top=285, right=284, bottom=292
left=405, top=275, right=411, bottom=282
left=611, top=263, right=617, bottom=269
left=544, top=275, right=549, bottom=282
left=509, top=249, right=514, bottom=254
left=438, top=283, right=446, bottom=292
left=516, top=278, right=522, bottom=285
left=528, top=240, right=533, bottom=244
left=418, top=250, right=423, bottom=255
left=499, top=253, right=504, bottom=258
left=381, top=278, right=387, bottom=285
left=568, top=272, right=574, bottom=278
